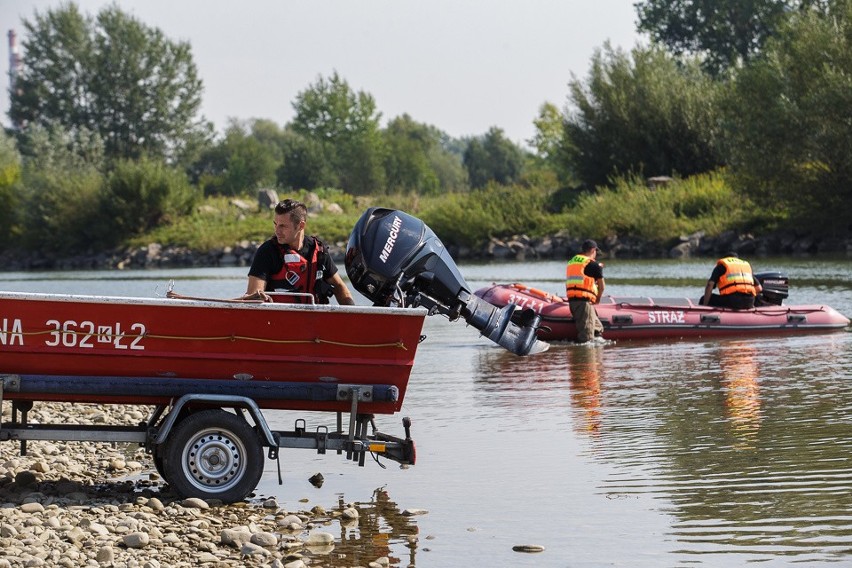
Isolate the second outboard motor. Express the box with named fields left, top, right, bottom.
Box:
left=755, top=271, right=789, bottom=306
left=345, top=207, right=548, bottom=356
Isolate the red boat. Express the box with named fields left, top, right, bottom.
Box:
left=0, top=208, right=549, bottom=502
left=474, top=282, right=850, bottom=342
left=0, top=290, right=425, bottom=414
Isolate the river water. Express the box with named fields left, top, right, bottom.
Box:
left=1, top=257, right=851, bottom=567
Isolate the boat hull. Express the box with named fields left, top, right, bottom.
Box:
left=0, top=291, right=426, bottom=413
left=475, top=284, right=850, bottom=342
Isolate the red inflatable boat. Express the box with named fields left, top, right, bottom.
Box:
left=474, top=278, right=850, bottom=342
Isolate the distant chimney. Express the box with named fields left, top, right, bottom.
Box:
left=8, top=30, right=21, bottom=84
left=8, top=29, right=23, bottom=130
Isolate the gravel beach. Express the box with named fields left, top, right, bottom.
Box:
left=0, top=401, right=419, bottom=568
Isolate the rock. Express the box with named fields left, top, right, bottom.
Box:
left=95, top=546, right=114, bottom=564
left=122, top=532, right=150, bottom=548
left=308, top=472, right=324, bottom=487
left=19, top=502, right=45, bottom=513
left=250, top=531, right=278, bottom=547
left=181, top=497, right=210, bottom=509
left=240, top=542, right=270, bottom=556
left=257, top=188, right=279, bottom=209
left=14, top=470, right=37, bottom=487
left=401, top=508, right=429, bottom=516
left=304, top=531, right=335, bottom=546
left=221, top=527, right=252, bottom=547
left=512, top=544, right=546, bottom=553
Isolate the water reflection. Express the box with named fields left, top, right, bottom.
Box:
left=471, top=332, right=852, bottom=563
left=718, top=342, right=761, bottom=449
left=594, top=335, right=852, bottom=562
left=316, top=487, right=419, bottom=567
left=566, top=347, right=605, bottom=437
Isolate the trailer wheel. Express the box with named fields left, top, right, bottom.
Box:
left=152, top=451, right=168, bottom=483
left=162, top=409, right=264, bottom=503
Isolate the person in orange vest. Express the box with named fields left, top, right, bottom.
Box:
left=700, top=252, right=762, bottom=310
left=566, top=239, right=605, bottom=343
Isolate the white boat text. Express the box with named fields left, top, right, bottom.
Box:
left=506, top=294, right=546, bottom=313
left=647, top=311, right=686, bottom=324
left=0, top=318, right=146, bottom=350
left=0, top=318, right=24, bottom=346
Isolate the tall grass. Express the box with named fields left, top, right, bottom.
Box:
left=566, top=170, right=754, bottom=243
left=131, top=170, right=758, bottom=252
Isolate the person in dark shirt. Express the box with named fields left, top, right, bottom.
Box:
left=700, top=252, right=762, bottom=310
left=565, top=239, right=605, bottom=342
left=243, top=199, right=355, bottom=305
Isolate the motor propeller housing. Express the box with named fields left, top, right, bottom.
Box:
left=345, top=207, right=548, bottom=356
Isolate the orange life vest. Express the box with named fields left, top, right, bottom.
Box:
left=717, top=257, right=757, bottom=296
left=565, top=254, right=598, bottom=302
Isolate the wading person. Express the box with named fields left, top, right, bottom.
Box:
left=566, top=239, right=605, bottom=343
left=243, top=199, right=355, bottom=305
left=700, top=252, right=762, bottom=310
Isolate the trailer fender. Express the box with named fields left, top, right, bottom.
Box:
left=152, top=394, right=277, bottom=448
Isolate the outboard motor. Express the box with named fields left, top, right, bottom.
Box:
left=345, top=207, right=548, bottom=356
left=755, top=272, right=789, bottom=306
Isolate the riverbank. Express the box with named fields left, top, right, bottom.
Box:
left=1, top=228, right=850, bottom=272
left=0, top=402, right=417, bottom=568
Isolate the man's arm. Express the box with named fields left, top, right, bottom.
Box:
left=327, top=273, right=355, bottom=305
left=702, top=280, right=715, bottom=305
left=594, top=277, right=605, bottom=304
left=242, top=276, right=271, bottom=301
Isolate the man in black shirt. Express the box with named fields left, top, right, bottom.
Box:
left=243, top=199, right=355, bottom=305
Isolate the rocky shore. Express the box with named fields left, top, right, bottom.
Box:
left=0, top=402, right=421, bottom=568
left=1, top=227, right=849, bottom=272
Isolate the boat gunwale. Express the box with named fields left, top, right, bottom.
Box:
left=0, top=290, right=428, bottom=318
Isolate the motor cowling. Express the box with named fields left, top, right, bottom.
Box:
left=755, top=271, right=789, bottom=306
left=345, top=208, right=548, bottom=356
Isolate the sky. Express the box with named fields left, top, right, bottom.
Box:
left=1, top=0, right=643, bottom=147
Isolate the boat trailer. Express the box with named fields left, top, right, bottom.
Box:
left=0, top=374, right=415, bottom=503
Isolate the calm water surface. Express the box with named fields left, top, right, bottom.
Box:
left=1, top=258, right=851, bottom=567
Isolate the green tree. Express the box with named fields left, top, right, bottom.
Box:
left=0, top=131, right=22, bottom=247
left=721, top=0, right=852, bottom=231
left=463, top=127, right=526, bottom=189
left=382, top=114, right=468, bottom=195
left=291, top=72, right=385, bottom=194
left=10, top=2, right=211, bottom=164
left=634, top=0, right=828, bottom=75
left=99, top=157, right=199, bottom=247
left=194, top=119, right=280, bottom=196
left=565, top=43, right=723, bottom=190
left=276, top=129, right=337, bottom=190
left=528, top=102, right=573, bottom=185
left=15, top=123, right=106, bottom=254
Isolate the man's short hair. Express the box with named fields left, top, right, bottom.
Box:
left=275, top=199, right=307, bottom=223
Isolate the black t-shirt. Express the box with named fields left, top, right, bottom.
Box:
left=584, top=259, right=603, bottom=280
left=248, top=236, right=338, bottom=291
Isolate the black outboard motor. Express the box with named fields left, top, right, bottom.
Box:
left=755, top=272, right=789, bottom=306
left=345, top=207, right=548, bottom=356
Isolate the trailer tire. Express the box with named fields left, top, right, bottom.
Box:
left=162, top=409, right=264, bottom=503
left=152, top=451, right=168, bottom=483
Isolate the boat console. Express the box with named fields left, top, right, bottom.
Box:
left=345, top=208, right=548, bottom=356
